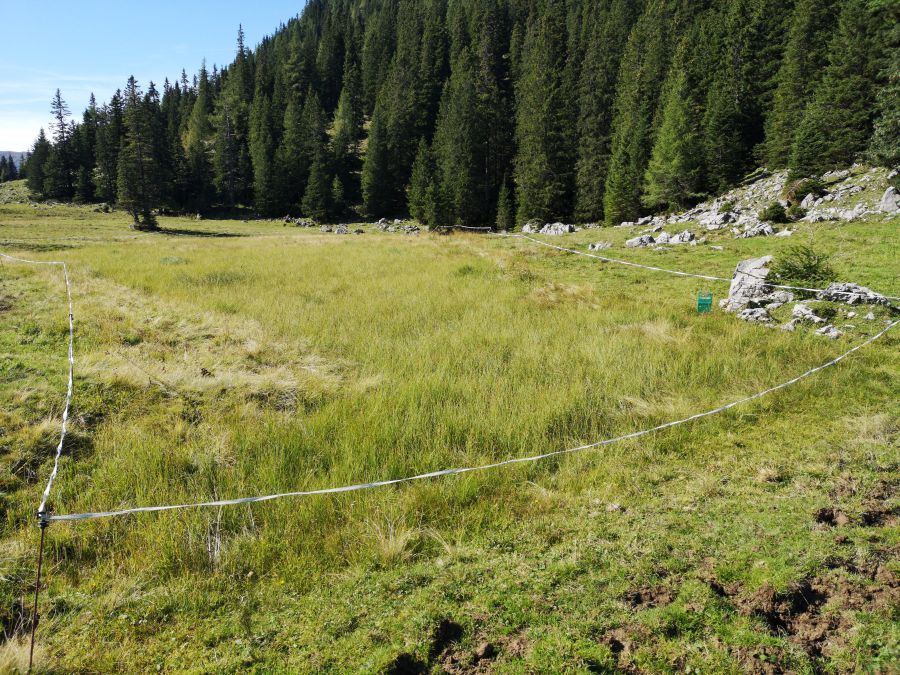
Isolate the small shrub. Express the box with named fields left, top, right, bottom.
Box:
left=759, top=202, right=789, bottom=224
left=772, top=245, right=836, bottom=286
left=786, top=204, right=807, bottom=221
left=719, top=200, right=735, bottom=214
left=784, top=177, right=827, bottom=204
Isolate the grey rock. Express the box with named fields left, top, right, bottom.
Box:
left=800, top=193, right=817, bottom=209
left=626, top=234, right=655, bottom=248
left=522, top=221, right=541, bottom=234
left=320, top=225, right=332, bottom=233
left=738, top=223, right=775, bottom=239
left=723, top=256, right=773, bottom=312
left=738, top=308, right=773, bottom=322
left=539, top=222, right=575, bottom=235
left=816, top=282, right=890, bottom=306
left=781, top=318, right=801, bottom=332
left=655, top=231, right=671, bottom=244
left=669, top=230, right=695, bottom=244
left=588, top=242, right=613, bottom=251
left=822, top=169, right=850, bottom=181
left=335, top=224, right=350, bottom=235
left=774, top=229, right=793, bottom=237
left=710, top=245, right=724, bottom=251
left=792, top=303, right=826, bottom=324
left=816, top=325, right=842, bottom=339
left=878, top=186, right=900, bottom=213
left=865, top=312, right=876, bottom=321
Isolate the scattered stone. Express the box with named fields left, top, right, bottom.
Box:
left=335, top=224, right=349, bottom=234
left=846, top=311, right=857, bottom=319
left=539, top=222, right=575, bottom=235
left=823, top=169, right=850, bottom=181
left=738, top=223, right=775, bottom=239
left=781, top=319, right=800, bottom=332
left=800, top=193, right=817, bottom=209
left=588, top=242, right=613, bottom=251
left=320, top=225, right=332, bottom=233
left=354, top=228, right=365, bottom=235
left=774, top=229, right=793, bottom=237
left=376, top=217, right=389, bottom=226
left=739, top=308, right=773, bottom=322
left=669, top=230, right=695, bottom=244
left=792, top=303, right=826, bottom=324
left=522, top=221, right=541, bottom=234
left=816, top=282, right=891, bottom=306
left=710, top=245, right=724, bottom=251
left=816, top=324, right=842, bottom=339
left=655, top=231, right=671, bottom=244
left=760, top=291, right=794, bottom=310
left=878, top=186, right=900, bottom=213
left=865, top=312, right=876, bottom=321
left=722, top=256, right=773, bottom=312
left=626, top=234, right=655, bottom=248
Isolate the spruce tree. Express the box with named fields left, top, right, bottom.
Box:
left=514, top=0, right=574, bottom=224
left=432, top=48, right=488, bottom=225
left=642, top=38, right=703, bottom=212
left=408, top=138, right=437, bottom=225
left=495, top=175, right=514, bottom=231
left=27, top=129, right=51, bottom=196
left=44, top=89, right=74, bottom=200
left=763, top=0, right=839, bottom=168
left=302, top=152, right=330, bottom=221
left=603, top=8, right=672, bottom=224
left=574, top=0, right=636, bottom=223
left=117, top=77, right=161, bottom=229
left=790, top=0, right=880, bottom=175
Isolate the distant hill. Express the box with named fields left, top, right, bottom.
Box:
left=0, top=151, right=26, bottom=167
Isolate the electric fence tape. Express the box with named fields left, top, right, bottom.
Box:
left=452, top=226, right=900, bottom=301
left=0, top=252, right=75, bottom=520
left=47, top=319, right=897, bottom=522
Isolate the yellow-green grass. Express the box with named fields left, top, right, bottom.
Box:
left=0, top=196, right=897, bottom=672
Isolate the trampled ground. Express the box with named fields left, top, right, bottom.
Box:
left=0, top=194, right=897, bottom=672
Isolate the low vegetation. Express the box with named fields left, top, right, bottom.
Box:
left=0, top=196, right=897, bottom=672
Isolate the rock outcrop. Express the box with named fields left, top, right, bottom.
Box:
left=816, top=283, right=891, bottom=306
left=722, top=256, right=773, bottom=312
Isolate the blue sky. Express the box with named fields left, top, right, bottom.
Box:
left=0, top=1, right=305, bottom=151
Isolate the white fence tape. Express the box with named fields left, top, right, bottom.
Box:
left=0, top=251, right=75, bottom=517
left=452, top=226, right=900, bottom=301
left=47, top=319, right=897, bottom=522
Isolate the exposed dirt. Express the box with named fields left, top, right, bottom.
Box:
left=621, top=584, right=677, bottom=610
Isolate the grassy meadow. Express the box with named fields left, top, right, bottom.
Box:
left=0, top=185, right=897, bottom=672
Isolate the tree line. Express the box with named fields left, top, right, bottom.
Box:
left=22, top=0, right=899, bottom=229
left=0, top=156, right=20, bottom=183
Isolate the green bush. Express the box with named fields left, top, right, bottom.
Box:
left=772, top=245, right=836, bottom=286
left=784, top=177, right=827, bottom=205
left=786, top=204, right=807, bottom=221
left=758, top=202, right=789, bottom=223
left=719, top=200, right=735, bottom=214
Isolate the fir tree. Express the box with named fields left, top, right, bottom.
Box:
left=790, top=0, right=881, bottom=175
left=117, top=77, right=161, bottom=229
left=514, top=0, right=574, bottom=224
left=763, top=0, right=839, bottom=168
left=574, top=0, right=636, bottom=223
left=641, top=38, right=704, bottom=212
left=408, top=138, right=438, bottom=225
left=27, top=129, right=51, bottom=196
left=495, top=175, right=514, bottom=231
left=302, top=152, right=330, bottom=221
left=603, top=8, right=672, bottom=224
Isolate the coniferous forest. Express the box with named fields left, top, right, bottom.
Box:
left=18, top=0, right=900, bottom=228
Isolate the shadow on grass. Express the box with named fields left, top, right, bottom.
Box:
left=151, top=227, right=245, bottom=238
